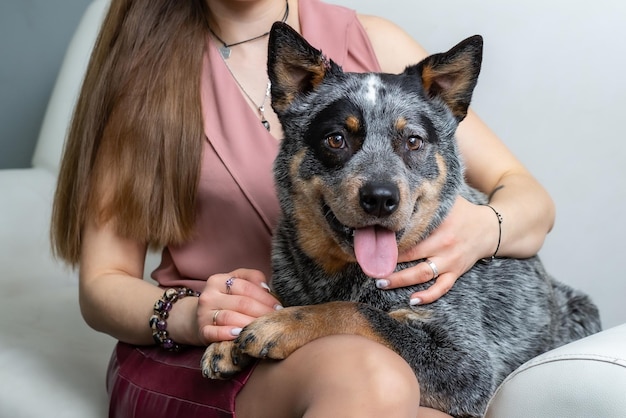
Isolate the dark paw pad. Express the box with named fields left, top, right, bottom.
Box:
left=201, top=341, right=250, bottom=379
left=235, top=322, right=292, bottom=360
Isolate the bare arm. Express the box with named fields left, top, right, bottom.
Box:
left=79, top=219, right=201, bottom=345
left=79, top=219, right=281, bottom=346
left=456, top=109, right=555, bottom=258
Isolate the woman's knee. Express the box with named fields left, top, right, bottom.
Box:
left=312, top=335, right=420, bottom=404
left=237, top=335, right=421, bottom=417
left=289, top=335, right=420, bottom=416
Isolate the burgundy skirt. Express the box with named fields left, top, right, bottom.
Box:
left=107, top=342, right=257, bottom=418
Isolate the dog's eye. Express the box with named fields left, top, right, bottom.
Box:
left=406, top=136, right=424, bottom=151
left=325, top=134, right=346, bottom=150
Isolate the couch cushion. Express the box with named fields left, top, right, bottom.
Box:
left=0, top=287, right=115, bottom=417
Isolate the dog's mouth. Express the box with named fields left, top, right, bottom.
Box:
left=322, top=203, right=400, bottom=278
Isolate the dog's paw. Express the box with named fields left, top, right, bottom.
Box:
left=201, top=341, right=252, bottom=379
left=235, top=307, right=312, bottom=360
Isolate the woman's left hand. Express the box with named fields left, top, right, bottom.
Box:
left=375, top=196, right=498, bottom=305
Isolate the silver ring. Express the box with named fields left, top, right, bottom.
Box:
left=225, top=277, right=235, bottom=295
left=426, top=259, right=439, bottom=280
left=212, top=309, right=221, bottom=326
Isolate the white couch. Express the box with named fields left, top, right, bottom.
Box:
left=0, top=0, right=624, bottom=417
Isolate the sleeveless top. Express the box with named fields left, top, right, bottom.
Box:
left=152, top=0, right=381, bottom=291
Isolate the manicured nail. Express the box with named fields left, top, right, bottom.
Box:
left=409, top=298, right=422, bottom=306
left=231, top=327, right=242, bottom=336
left=274, top=304, right=284, bottom=310
left=261, top=282, right=271, bottom=292
left=376, top=279, right=390, bottom=289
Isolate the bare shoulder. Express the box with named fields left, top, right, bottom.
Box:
left=357, top=14, right=429, bottom=73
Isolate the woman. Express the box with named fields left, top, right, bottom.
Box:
left=51, top=0, right=555, bottom=416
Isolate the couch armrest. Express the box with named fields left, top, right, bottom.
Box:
left=485, top=324, right=626, bottom=417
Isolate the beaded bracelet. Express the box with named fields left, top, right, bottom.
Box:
left=482, top=204, right=503, bottom=262
left=149, top=287, right=200, bottom=351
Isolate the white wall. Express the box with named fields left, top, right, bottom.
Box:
left=334, top=0, right=626, bottom=328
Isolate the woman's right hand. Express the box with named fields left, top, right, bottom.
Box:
left=197, top=268, right=283, bottom=344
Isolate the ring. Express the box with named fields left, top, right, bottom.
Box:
left=225, top=277, right=235, bottom=295
left=426, top=259, right=439, bottom=280
left=212, top=310, right=221, bottom=326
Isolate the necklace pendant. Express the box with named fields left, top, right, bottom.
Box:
left=261, top=118, right=271, bottom=131
left=219, top=46, right=231, bottom=59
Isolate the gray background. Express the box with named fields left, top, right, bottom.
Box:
left=0, top=0, right=92, bottom=168
left=1, top=0, right=625, bottom=327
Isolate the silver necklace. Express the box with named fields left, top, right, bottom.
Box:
left=208, top=0, right=289, bottom=60
left=210, top=3, right=288, bottom=132
left=223, top=61, right=272, bottom=131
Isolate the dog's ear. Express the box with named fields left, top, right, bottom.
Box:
left=407, top=35, right=483, bottom=122
left=268, top=22, right=342, bottom=113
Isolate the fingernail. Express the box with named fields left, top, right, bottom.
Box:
left=409, top=298, right=422, bottom=306
left=274, top=304, right=284, bottom=310
left=231, top=327, right=242, bottom=336
left=376, top=279, right=390, bottom=289
left=261, top=282, right=271, bottom=292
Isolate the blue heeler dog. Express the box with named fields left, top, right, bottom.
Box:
left=202, top=22, right=601, bottom=417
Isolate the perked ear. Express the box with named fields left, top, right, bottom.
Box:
left=407, top=35, right=483, bottom=122
left=267, top=22, right=342, bottom=113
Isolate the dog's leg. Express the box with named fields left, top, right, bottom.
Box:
left=201, top=301, right=383, bottom=379
left=201, top=301, right=383, bottom=380
left=234, top=301, right=396, bottom=359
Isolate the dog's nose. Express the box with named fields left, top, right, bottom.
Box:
left=359, top=181, right=400, bottom=217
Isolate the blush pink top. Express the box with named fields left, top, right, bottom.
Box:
left=152, top=0, right=381, bottom=291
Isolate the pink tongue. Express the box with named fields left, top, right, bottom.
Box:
left=354, top=226, right=398, bottom=278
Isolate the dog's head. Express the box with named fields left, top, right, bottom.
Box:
left=268, top=22, right=482, bottom=278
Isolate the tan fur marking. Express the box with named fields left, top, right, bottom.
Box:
left=389, top=308, right=432, bottom=323
left=289, top=152, right=354, bottom=273
left=395, top=117, right=407, bottom=131
left=272, top=57, right=328, bottom=112
left=295, top=205, right=353, bottom=273
left=309, top=57, right=329, bottom=86
left=421, top=65, right=436, bottom=95
left=291, top=302, right=386, bottom=343
left=345, top=115, right=360, bottom=133
left=241, top=302, right=396, bottom=358
left=421, top=60, right=473, bottom=119
left=398, top=153, right=448, bottom=252
left=323, top=175, right=363, bottom=226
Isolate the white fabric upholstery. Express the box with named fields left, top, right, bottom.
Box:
left=0, top=0, right=624, bottom=416
left=485, top=324, right=626, bottom=417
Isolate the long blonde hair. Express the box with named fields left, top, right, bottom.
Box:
left=51, top=0, right=209, bottom=265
